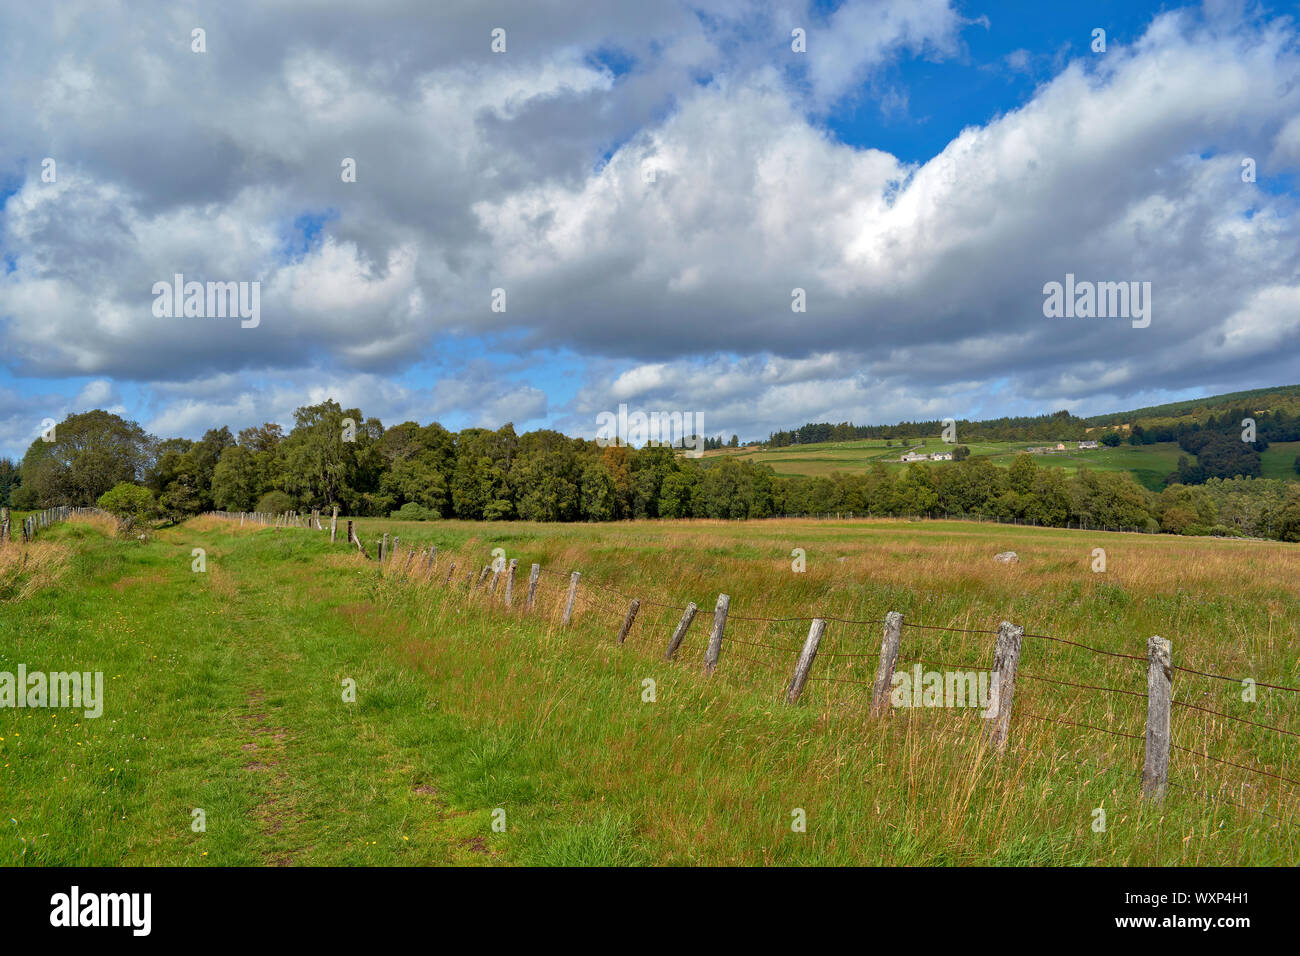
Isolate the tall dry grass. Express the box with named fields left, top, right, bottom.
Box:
left=0, top=541, right=71, bottom=601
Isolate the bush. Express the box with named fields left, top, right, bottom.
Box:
left=96, top=482, right=155, bottom=523
left=390, top=502, right=435, bottom=521
left=255, top=490, right=295, bottom=515
left=10, top=485, right=37, bottom=509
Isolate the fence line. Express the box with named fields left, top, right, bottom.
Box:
left=196, top=508, right=1300, bottom=824
left=0, top=505, right=117, bottom=545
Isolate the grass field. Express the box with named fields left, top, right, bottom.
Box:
left=1261, top=441, right=1300, bottom=480
left=709, top=438, right=1189, bottom=489
left=3, top=514, right=1299, bottom=865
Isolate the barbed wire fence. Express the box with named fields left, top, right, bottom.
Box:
left=0, top=505, right=118, bottom=545
left=201, top=508, right=1300, bottom=828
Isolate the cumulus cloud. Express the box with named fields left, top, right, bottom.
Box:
left=0, top=1, right=1297, bottom=456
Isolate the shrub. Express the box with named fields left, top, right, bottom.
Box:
left=255, top=490, right=295, bottom=515
left=96, top=482, right=155, bottom=523
left=390, top=502, right=434, bottom=521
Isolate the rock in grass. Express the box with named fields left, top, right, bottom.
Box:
left=993, top=551, right=1019, bottom=564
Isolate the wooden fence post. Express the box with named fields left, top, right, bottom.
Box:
left=330, top=506, right=338, bottom=543
left=505, top=558, right=518, bottom=606
left=445, top=562, right=456, bottom=586
left=785, top=618, right=827, bottom=704
left=1142, top=635, right=1172, bottom=801
left=1, top=506, right=8, bottom=544
left=664, top=602, right=698, bottom=660
left=380, top=534, right=388, bottom=562
left=704, top=594, right=731, bottom=673
left=526, top=563, right=540, bottom=610
left=426, top=546, right=437, bottom=573
left=403, top=548, right=416, bottom=575
left=616, top=600, right=641, bottom=644
left=476, top=565, right=491, bottom=590
left=984, top=621, right=1024, bottom=751
left=871, top=611, right=904, bottom=717
left=561, top=571, right=581, bottom=625
left=392, top=537, right=400, bottom=560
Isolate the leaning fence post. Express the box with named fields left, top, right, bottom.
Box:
left=704, top=594, right=731, bottom=673
left=664, top=602, right=698, bottom=660
left=561, top=571, right=581, bottom=625
left=445, top=562, right=456, bottom=586
left=1142, top=635, right=1172, bottom=801
left=871, top=612, right=904, bottom=717
left=616, top=600, right=641, bottom=644
left=786, top=619, right=827, bottom=704
left=476, top=565, right=491, bottom=590
left=505, top=558, right=518, bottom=606
left=526, top=563, right=540, bottom=610
left=984, top=621, right=1025, bottom=751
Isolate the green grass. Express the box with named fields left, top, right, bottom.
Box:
left=3, top=514, right=1299, bottom=865
left=710, top=438, right=1190, bottom=490
left=1261, top=441, right=1300, bottom=480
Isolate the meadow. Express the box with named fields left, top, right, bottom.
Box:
left=2, top=513, right=1298, bottom=866
left=708, top=438, right=1192, bottom=490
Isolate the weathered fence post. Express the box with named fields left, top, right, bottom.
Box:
left=476, top=565, right=491, bottom=590
left=664, top=602, right=698, bottom=660
left=703, top=594, right=731, bottom=673
left=488, top=561, right=501, bottom=594
left=505, top=558, right=518, bottom=607
left=380, top=534, right=388, bottom=562
left=1142, top=635, right=1172, bottom=801
left=403, top=548, right=416, bottom=575
left=445, top=562, right=456, bottom=586
left=561, top=571, right=581, bottom=625
left=616, top=599, right=641, bottom=644
left=426, top=546, right=437, bottom=573
left=392, top=537, right=400, bottom=561
left=1, top=506, right=8, bottom=544
left=785, top=618, right=827, bottom=704
left=984, top=621, right=1025, bottom=751
left=526, top=563, right=540, bottom=610
left=330, top=506, right=338, bottom=543
left=871, top=611, right=904, bottom=717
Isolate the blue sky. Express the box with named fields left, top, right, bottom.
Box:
left=1, top=0, right=1298, bottom=457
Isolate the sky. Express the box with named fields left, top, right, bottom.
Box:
left=1, top=0, right=1298, bottom=458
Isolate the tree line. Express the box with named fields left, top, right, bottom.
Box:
left=5, top=402, right=1299, bottom=541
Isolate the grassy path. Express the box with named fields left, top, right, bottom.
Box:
left=2, top=519, right=505, bottom=865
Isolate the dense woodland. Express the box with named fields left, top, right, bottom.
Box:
left=5, top=401, right=1300, bottom=541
